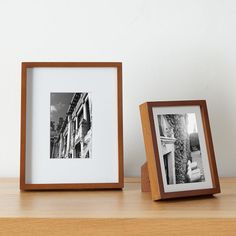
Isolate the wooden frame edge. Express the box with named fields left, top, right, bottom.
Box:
left=20, top=63, right=27, bottom=190
left=117, top=64, right=124, bottom=189
left=20, top=62, right=123, bottom=190
left=21, top=62, right=122, bottom=68
left=200, top=100, right=221, bottom=194
left=140, top=103, right=161, bottom=200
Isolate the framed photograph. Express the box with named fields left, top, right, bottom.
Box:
left=140, top=100, right=220, bottom=200
left=20, top=62, right=123, bottom=190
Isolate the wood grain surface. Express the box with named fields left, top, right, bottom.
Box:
left=0, top=178, right=235, bottom=235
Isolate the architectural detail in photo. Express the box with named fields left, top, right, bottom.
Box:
left=50, top=93, right=92, bottom=159
left=158, top=113, right=205, bottom=185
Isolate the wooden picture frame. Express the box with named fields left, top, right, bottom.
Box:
left=20, top=62, right=123, bottom=190
left=140, top=100, right=220, bottom=200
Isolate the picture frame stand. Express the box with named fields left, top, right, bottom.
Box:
left=141, top=162, right=151, bottom=192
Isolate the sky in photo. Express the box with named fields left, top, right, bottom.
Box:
left=187, top=113, right=198, bottom=134
left=50, top=93, right=74, bottom=124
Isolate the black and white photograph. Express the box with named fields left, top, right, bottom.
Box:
left=157, top=113, right=205, bottom=185
left=50, top=92, right=92, bottom=159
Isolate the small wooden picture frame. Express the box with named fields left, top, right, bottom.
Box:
left=20, top=62, right=123, bottom=190
left=140, top=100, right=220, bottom=200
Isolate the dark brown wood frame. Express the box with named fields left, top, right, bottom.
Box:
left=20, top=62, right=123, bottom=190
left=140, top=100, right=220, bottom=200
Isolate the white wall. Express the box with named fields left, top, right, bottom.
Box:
left=0, top=0, right=235, bottom=177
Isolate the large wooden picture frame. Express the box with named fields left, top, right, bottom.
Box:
left=20, top=62, right=123, bottom=190
left=140, top=100, right=220, bottom=200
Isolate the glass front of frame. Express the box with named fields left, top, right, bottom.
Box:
left=26, top=67, right=118, bottom=184
left=152, top=106, right=213, bottom=193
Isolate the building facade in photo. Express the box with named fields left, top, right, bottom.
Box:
left=50, top=93, right=92, bottom=159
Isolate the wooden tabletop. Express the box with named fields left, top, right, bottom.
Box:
left=0, top=178, right=236, bottom=235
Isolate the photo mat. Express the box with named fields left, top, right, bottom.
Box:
left=153, top=105, right=213, bottom=193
